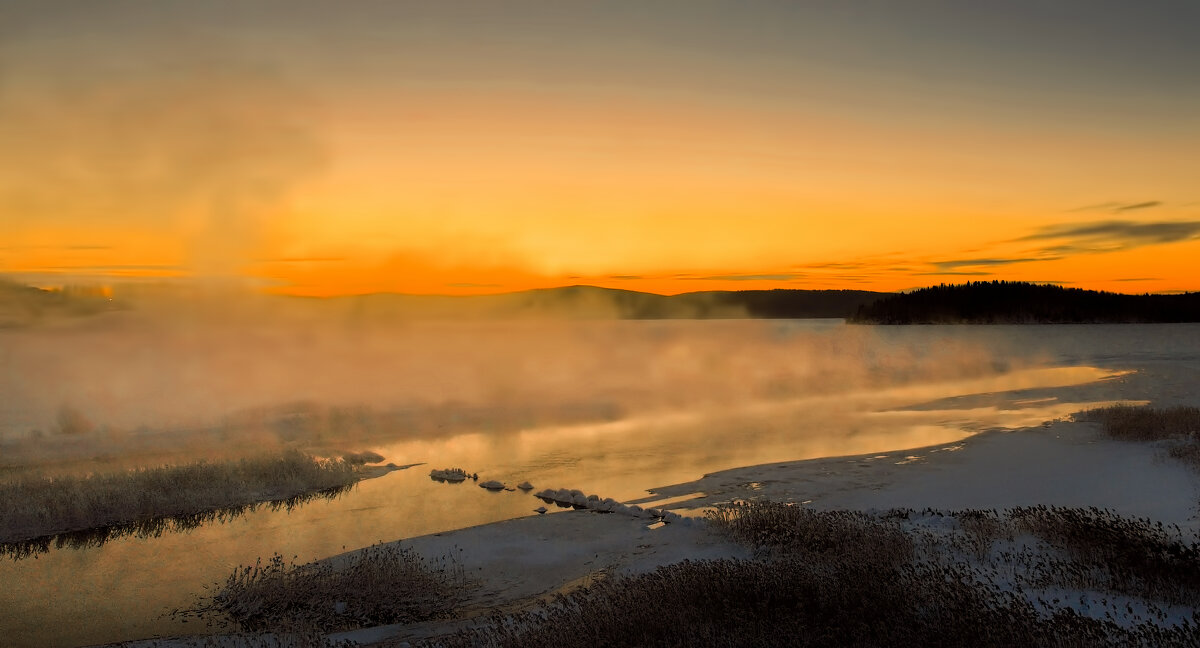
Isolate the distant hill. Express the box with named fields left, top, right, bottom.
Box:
left=0, top=280, right=889, bottom=325
left=849, top=281, right=1200, bottom=324
left=328, top=286, right=887, bottom=320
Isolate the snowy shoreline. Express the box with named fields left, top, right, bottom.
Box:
left=309, top=415, right=1200, bottom=646
left=100, top=392, right=1200, bottom=646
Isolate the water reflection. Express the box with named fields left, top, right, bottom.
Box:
left=368, top=367, right=1127, bottom=511
left=1, top=485, right=352, bottom=561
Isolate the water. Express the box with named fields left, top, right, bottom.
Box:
left=2, top=320, right=1197, bottom=647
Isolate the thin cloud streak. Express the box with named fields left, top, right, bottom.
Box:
left=1066, top=201, right=1164, bottom=214
left=1114, top=201, right=1162, bottom=213
left=932, top=256, right=1062, bottom=271
left=1022, top=220, right=1200, bottom=251
left=687, top=273, right=802, bottom=281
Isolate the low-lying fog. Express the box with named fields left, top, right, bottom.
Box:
left=1, top=285, right=1075, bottom=476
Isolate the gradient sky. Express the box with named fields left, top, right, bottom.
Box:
left=1, top=0, right=1198, bottom=295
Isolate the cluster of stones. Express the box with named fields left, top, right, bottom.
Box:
left=429, top=468, right=473, bottom=483
left=534, top=488, right=693, bottom=525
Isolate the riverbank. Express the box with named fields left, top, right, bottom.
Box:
left=137, top=408, right=1200, bottom=647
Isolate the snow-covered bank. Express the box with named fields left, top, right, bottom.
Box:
left=332, top=512, right=748, bottom=646
left=651, top=419, right=1200, bottom=525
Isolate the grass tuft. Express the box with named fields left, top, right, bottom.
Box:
left=1083, top=404, right=1200, bottom=441
left=181, top=545, right=465, bottom=633
left=706, top=499, right=913, bottom=565
left=1083, top=404, right=1200, bottom=470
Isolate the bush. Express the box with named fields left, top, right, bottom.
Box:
left=183, top=545, right=464, bottom=633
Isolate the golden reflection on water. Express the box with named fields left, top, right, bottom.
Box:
left=370, top=366, right=1129, bottom=503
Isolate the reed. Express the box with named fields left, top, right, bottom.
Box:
left=1084, top=404, right=1200, bottom=441
left=437, top=502, right=1200, bottom=647
left=0, top=450, right=359, bottom=545
left=1084, top=404, right=1200, bottom=469
left=182, top=544, right=465, bottom=633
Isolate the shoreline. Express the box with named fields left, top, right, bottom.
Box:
left=305, top=415, right=1200, bottom=646
left=99, top=411, right=1200, bottom=646
left=648, top=418, right=1200, bottom=523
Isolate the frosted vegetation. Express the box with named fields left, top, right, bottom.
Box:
left=0, top=450, right=358, bottom=547
left=1086, top=405, right=1200, bottom=469
left=180, top=545, right=464, bottom=634
left=437, top=502, right=1200, bottom=647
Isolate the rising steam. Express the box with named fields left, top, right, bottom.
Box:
left=0, top=34, right=323, bottom=279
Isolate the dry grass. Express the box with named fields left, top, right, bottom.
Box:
left=706, top=498, right=913, bottom=566
left=181, top=544, right=465, bottom=634
left=1006, top=506, right=1200, bottom=605
left=437, top=558, right=1198, bottom=647
left=435, top=502, right=1200, bottom=647
left=1084, top=404, right=1200, bottom=442
left=0, top=450, right=359, bottom=546
left=1084, top=404, right=1200, bottom=470
left=2, top=489, right=348, bottom=560
left=137, top=630, right=356, bottom=648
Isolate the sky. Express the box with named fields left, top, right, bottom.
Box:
left=1, top=0, right=1198, bottom=296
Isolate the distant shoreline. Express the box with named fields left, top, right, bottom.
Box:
left=849, top=281, right=1200, bottom=324
left=6, top=277, right=1200, bottom=326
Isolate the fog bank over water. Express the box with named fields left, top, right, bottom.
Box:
left=0, top=286, right=1051, bottom=473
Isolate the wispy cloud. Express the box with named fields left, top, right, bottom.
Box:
left=930, top=256, right=1062, bottom=272
left=801, top=262, right=873, bottom=271
left=1021, top=220, right=1200, bottom=252
left=260, top=257, right=346, bottom=263
left=1067, top=200, right=1164, bottom=214
left=0, top=244, right=114, bottom=251
left=41, top=264, right=184, bottom=272
left=686, top=273, right=802, bottom=281
left=1113, top=201, right=1162, bottom=213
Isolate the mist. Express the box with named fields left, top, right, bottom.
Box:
left=0, top=27, right=323, bottom=280
left=0, top=286, right=1049, bottom=475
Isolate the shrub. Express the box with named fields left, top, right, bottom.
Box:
left=183, top=545, right=464, bottom=633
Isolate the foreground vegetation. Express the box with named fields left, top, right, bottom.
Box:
left=180, top=544, right=465, bottom=635
left=150, top=406, right=1200, bottom=646
left=436, top=502, right=1200, bottom=647
left=1085, top=404, right=1200, bottom=468
left=0, top=450, right=359, bottom=547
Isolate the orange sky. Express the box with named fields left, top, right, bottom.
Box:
left=2, top=2, right=1198, bottom=296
